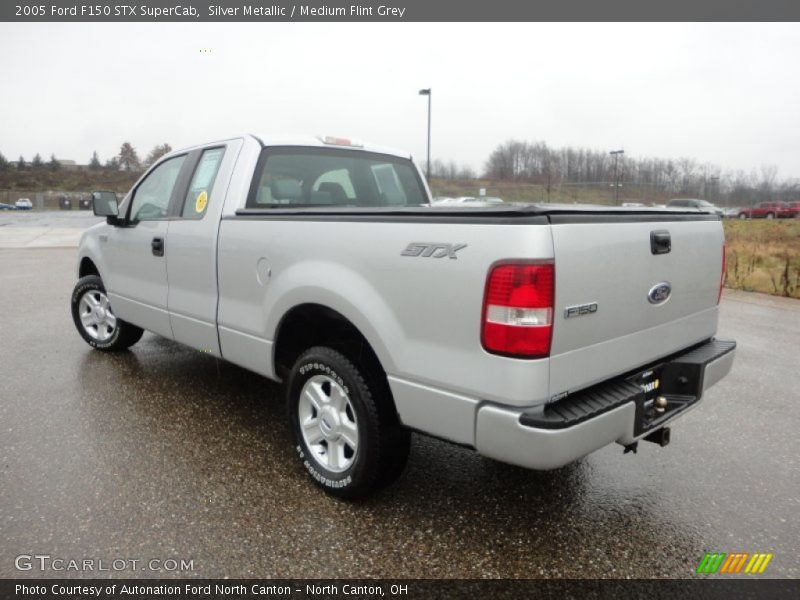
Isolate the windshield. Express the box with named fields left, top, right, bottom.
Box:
left=697, top=200, right=715, bottom=207
left=247, top=147, right=428, bottom=208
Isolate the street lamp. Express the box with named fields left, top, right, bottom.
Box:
left=610, top=149, right=624, bottom=205
left=419, top=88, right=431, bottom=178
left=710, top=176, right=720, bottom=202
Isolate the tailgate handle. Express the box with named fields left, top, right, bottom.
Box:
left=650, top=230, right=671, bottom=255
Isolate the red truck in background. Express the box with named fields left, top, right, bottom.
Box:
left=737, top=201, right=800, bottom=219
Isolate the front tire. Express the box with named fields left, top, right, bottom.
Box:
left=766, top=212, right=775, bottom=220
left=71, top=275, right=144, bottom=351
left=287, top=346, right=410, bottom=499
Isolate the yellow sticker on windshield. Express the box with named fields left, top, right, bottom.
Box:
left=195, top=191, right=208, bottom=213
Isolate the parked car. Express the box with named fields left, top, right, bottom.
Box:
left=788, top=201, right=800, bottom=214
left=666, top=198, right=724, bottom=216
left=0, top=202, right=16, bottom=210
left=737, top=201, right=799, bottom=219
left=721, top=207, right=740, bottom=218
left=436, top=196, right=504, bottom=205
left=72, top=134, right=736, bottom=499
left=15, top=198, right=33, bottom=210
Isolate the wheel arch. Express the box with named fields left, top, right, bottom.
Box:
left=79, top=256, right=100, bottom=278
left=273, top=303, right=389, bottom=384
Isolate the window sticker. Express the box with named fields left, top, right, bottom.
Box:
left=195, top=190, right=208, bottom=213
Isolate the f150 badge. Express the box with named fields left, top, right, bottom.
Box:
left=564, top=302, right=598, bottom=319
left=401, top=242, right=467, bottom=259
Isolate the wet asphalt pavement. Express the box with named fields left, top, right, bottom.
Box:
left=0, top=247, right=798, bottom=579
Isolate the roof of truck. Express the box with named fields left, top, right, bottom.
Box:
left=251, top=134, right=413, bottom=160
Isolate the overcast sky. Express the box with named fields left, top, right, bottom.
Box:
left=2, top=22, right=799, bottom=177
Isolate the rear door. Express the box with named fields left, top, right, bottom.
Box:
left=166, top=140, right=242, bottom=356
left=105, top=154, right=188, bottom=338
left=547, top=214, right=724, bottom=397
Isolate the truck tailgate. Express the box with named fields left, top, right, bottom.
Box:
left=547, top=215, right=724, bottom=399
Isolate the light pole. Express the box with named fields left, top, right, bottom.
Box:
left=710, top=176, right=720, bottom=202
left=418, top=88, right=431, bottom=178
left=610, top=149, right=624, bottom=205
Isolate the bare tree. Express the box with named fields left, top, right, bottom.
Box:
left=144, top=143, right=173, bottom=168
left=759, top=164, right=779, bottom=201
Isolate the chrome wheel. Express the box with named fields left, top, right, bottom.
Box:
left=78, top=290, right=117, bottom=342
left=298, top=374, right=359, bottom=473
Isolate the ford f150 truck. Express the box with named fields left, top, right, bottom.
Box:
left=71, top=134, right=736, bottom=498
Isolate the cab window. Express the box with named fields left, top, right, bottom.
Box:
left=181, top=147, right=225, bottom=219
left=130, top=156, right=186, bottom=221
left=247, top=147, right=426, bottom=208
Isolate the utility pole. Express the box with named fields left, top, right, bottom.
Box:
left=610, top=149, right=624, bottom=205
left=418, top=88, right=432, bottom=178
left=710, top=176, right=720, bottom=204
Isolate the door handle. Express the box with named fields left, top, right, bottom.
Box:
left=650, top=230, right=671, bottom=255
left=151, top=237, right=164, bottom=257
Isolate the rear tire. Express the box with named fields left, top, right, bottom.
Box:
left=71, top=275, right=144, bottom=351
left=766, top=212, right=775, bottom=220
left=286, top=346, right=410, bottom=499
left=738, top=213, right=747, bottom=220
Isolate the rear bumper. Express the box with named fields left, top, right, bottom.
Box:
left=475, top=338, right=736, bottom=470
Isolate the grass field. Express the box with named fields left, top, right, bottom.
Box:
left=429, top=178, right=649, bottom=205
left=724, top=219, right=800, bottom=298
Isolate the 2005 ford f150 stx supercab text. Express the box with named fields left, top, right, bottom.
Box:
left=71, top=134, right=736, bottom=498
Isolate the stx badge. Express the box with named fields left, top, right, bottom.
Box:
left=401, top=242, right=467, bottom=259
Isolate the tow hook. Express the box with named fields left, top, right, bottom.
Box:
left=644, top=427, right=671, bottom=447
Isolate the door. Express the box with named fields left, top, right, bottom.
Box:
left=105, top=154, right=187, bottom=339
left=165, top=142, right=240, bottom=356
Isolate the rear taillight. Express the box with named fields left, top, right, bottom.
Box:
left=481, top=262, right=554, bottom=358
left=718, top=243, right=727, bottom=304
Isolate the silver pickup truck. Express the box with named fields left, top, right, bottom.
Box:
left=72, top=134, right=736, bottom=498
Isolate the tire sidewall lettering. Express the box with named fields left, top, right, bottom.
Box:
left=298, top=362, right=349, bottom=396
left=71, top=279, right=120, bottom=349
left=293, top=361, right=355, bottom=490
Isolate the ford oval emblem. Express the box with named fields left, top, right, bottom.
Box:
left=648, top=282, right=672, bottom=305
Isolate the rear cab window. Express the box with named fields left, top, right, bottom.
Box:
left=181, top=147, right=225, bottom=219
left=246, top=147, right=427, bottom=208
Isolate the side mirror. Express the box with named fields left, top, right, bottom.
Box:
left=91, top=191, right=121, bottom=225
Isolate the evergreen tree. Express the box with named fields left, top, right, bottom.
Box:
left=89, top=151, right=102, bottom=170
left=118, top=142, right=140, bottom=171
left=48, top=154, right=60, bottom=171
left=31, top=153, right=43, bottom=168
